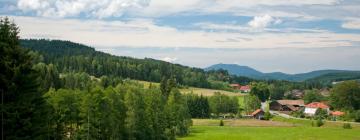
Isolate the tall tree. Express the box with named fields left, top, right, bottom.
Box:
left=0, top=17, right=51, bottom=139
left=330, top=81, right=360, bottom=110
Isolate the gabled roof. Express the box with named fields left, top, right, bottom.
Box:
left=305, top=102, right=329, bottom=109
left=276, top=100, right=304, bottom=106
left=240, top=85, right=251, bottom=90
left=230, top=84, right=240, bottom=87
left=251, top=109, right=263, bottom=116
left=331, top=111, right=345, bottom=116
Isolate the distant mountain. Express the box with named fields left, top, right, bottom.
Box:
left=205, top=63, right=360, bottom=82
left=204, top=64, right=262, bottom=78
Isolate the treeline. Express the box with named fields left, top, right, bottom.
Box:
left=21, top=39, right=253, bottom=90
left=44, top=82, right=191, bottom=140
left=2, top=17, right=192, bottom=139
left=185, top=93, right=240, bottom=118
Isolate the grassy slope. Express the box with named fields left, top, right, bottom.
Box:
left=135, top=80, right=245, bottom=97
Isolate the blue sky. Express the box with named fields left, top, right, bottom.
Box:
left=1, top=0, right=360, bottom=73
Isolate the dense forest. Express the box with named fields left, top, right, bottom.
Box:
left=1, top=17, right=194, bottom=140
left=20, top=39, right=254, bottom=90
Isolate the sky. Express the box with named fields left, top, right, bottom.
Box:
left=1, top=0, right=360, bottom=73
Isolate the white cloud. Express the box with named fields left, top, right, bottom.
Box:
left=16, top=0, right=150, bottom=18
left=342, top=20, right=360, bottom=29
left=9, top=16, right=360, bottom=49
left=248, top=15, right=281, bottom=29
left=161, top=57, right=177, bottom=62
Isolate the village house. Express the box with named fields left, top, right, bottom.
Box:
left=230, top=84, right=241, bottom=89
left=240, top=85, right=251, bottom=93
left=251, top=109, right=265, bottom=120
left=304, top=102, right=330, bottom=116
left=270, top=100, right=305, bottom=114
left=229, top=84, right=251, bottom=93
left=284, top=89, right=305, bottom=99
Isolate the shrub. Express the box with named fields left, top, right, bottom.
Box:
left=354, top=110, right=360, bottom=122
left=263, top=111, right=272, bottom=120
left=219, top=120, right=224, bottom=126
left=315, top=119, right=324, bottom=127
left=343, top=123, right=352, bottom=129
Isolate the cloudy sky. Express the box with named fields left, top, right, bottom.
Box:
left=1, top=0, right=360, bottom=73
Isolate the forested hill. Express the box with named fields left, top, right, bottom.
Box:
left=20, top=39, right=253, bottom=89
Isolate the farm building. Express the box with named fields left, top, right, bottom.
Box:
left=240, top=85, right=251, bottom=93
left=331, top=111, right=345, bottom=117
left=270, top=100, right=304, bottom=113
left=284, top=89, right=304, bottom=99
left=304, top=102, right=330, bottom=116
left=251, top=109, right=265, bottom=120
left=230, top=84, right=241, bottom=89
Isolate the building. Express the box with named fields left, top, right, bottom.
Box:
left=240, top=85, right=251, bottom=93
left=284, top=89, right=305, bottom=99
left=251, top=109, right=265, bottom=120
left=331, top=111, right=345, bottom=117
left=230, top=84, right=241, bottom=89
left=270, top=100, right=304, bottom=113
left=304, top=102, right=330, bottom=116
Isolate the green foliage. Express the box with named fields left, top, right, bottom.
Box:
left=243, top=95, right=261, bottom=114
left=250, top=82, right=270, bottom=102
left=209, top=92, right=239, bottom=117
left=354, top=110, right=360, bottom=122
left=1, top=17, right=51, bottom=139
left=263, top=111, right=272, bottom=120
left=311, top=118, right=325, bottom=127
left=343, top=123, right=352, bottom=129
left=186, top=94, right=211, bottom=118
left=304, top=89, right=324, bottom=104
left=219, top=120, right=224, bottom=126
left=330, top=81, right=360, bottom=111
left=315, top=109, right=329, bottom=120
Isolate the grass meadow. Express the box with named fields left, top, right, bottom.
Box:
left=178, top=119, right=360, bottom=140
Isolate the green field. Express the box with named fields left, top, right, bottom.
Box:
left=178, top=126, right=360, bottom=140
left=178, top=119, right=360, bottom=140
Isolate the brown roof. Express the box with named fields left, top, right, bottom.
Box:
left=251, top=109, right=263, bottom=116
left=285, top=105, right=298, bottom=111
left=276, top=100, right=304, bottom=106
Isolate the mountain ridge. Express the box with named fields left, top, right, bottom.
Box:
left=205, top=63, right=360, bottom=81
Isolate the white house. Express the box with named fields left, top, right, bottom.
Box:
left=304, top=102, right=330, bottom=116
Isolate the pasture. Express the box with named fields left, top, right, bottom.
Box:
left=178, top=119, right=360, bottom=140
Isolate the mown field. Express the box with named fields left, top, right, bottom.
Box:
left=178, top=119, right=360, bottom=140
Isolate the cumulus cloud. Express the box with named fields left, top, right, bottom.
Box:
left=16, top=0, right=150, bottom=18
left=342, top=20, right=360, bottom=29
left=161, top=57, right=177, bottom=62
left=248, top=14, right=281, bottom=29
left=11, top=16, right=360, bottom=49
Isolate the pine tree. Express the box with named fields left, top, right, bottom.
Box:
left=0, top=17, right=51, bottom=139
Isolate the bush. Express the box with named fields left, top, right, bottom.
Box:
left=219, top=120, right=224, bottom=126
left=263, top=111, right=272, bottom=120
left=354, top=110, right=360, bottom=122
left=343, top=123, right=352, bottom=129
left=315, top=119, right=324, bottom=127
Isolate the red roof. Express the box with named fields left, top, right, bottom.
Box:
left=305, top=102, right=329, bottom=109
left=331, top=111, right=345, bottom=116
left=251, top=109, right=263, bottom=116
left=240, top=85, right=251, bottom=91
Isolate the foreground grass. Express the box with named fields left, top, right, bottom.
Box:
left=179, top=119, right=360, bottom=140
left=178, top=126, right=360, bottom=140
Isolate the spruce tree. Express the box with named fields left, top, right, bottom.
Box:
left=0, top=17, right=51, bottom=139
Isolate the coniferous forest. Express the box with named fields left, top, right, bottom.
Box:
left=1, top=17, right=193, bottom=140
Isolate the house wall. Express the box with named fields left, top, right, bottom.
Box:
left=304, top=108, right=317, bottom=116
